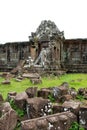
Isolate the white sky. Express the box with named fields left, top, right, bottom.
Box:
left=0, top=0, right=87, bottom=44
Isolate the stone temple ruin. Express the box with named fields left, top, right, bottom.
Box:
left=1, top=20, right=87, bottom=129
left=0, top=20, right=87, bottom=73
left=0, top=20, right=64, bottom=74
left=28, top=20, right=64, bottom=71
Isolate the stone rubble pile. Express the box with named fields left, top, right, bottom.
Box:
left=1, top=81, right=87, bottom=129
left=1, top=72, right=42, bottom=85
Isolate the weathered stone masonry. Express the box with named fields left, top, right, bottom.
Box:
left=0, top=20, right=87, bottom=72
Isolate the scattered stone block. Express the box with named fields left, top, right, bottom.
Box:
left=21, top=112, right=77, bottom=130
left=26, top=97, right=52, bottom=119
left=52, top=87, right=62, bottom=100
left=47, top=116, right=59, bottom=129
left=52, top=103, right=62, bottom=114
left=58, top=114, right=71, bottom=130
left=15, top=78, right=22, bottom=82
left=60, top=94, right=73, bottom=103
left=59, top=85, right=68, bottom=95
left=38, top=88, right=52, bottom=99
left=8, top=91, right=17, bottom=96
left=21, top=120, right=36, bottom=130
left=14, top=92, right=28, bottom=109
left=69, top=87, right=77, bottom=99
left=78, top=88, right=85, bottom=95
left=1, top=80, right=11, bottom=85
left=0, top=102, right=17, bottom=130
left=60, top=82, right=69, bottom=88
left=30, top=78, right=42, bottom=84
left=62, top=100, right=80, bottom=115
left=25, top=87, right=37, bottom=98
left=17, top=76, right=23, bottom=80
left=79, top=105, right=87, bottom=129
left=22, top=73, right=40, bottom=79
left=36, top=119, right=48, bottom=130
left=7, top=91, right=17, bottom=101
left=1, top=72, right=8, bottom=78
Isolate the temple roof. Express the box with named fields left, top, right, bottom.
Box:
left=29, top=20, right=64, bottom=42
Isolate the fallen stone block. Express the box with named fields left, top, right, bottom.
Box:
left=62, top=100, right=80, bottom=115
left=60, top=94, right=73, bottom=103
left=14, top=92, right=28, bottom=109
left=58, top=114, right=71, bottom=130
left=36, top=118, right=48, bottom=130
left=69, top=87, right=77, bottom=99
left=26, top=97, right=52, bottom=119
left=17, top=76, right=23, bottom=80
left=1, top=80, right=11, bottom=85
left=79, top=105, right=87, bottom=129
left=30, top=78, right=42, bottom=84
left=7, top=91, right=17, bottom=101
left=52, top=87, right=62, bottom=100
left=25, top=87, right=37, bottom=98
left=15, top=78, right=22, bottom=82
left=1, top=72, right=8, bottom=78
left=59, top=85, right=68, bottom=95
left=21, top=112, right=77, bottom=130
left=60, top=82, right=69, bottom=88
left=78, top=88, right=85, bottom=96
left=52, top=103, right=62, bottom=114
left=22, top=73, right=40, bottom=79
left=0, top=102, right=17, bottom=130
left=38, top=88, right=52, bottom=99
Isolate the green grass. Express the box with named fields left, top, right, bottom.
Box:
left=1, top=73, right=87, bottom=99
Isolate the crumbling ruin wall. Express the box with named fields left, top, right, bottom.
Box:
left=0, top=20, right=64, bottom=72
left=63, top=39, right=87, bottom=72
left=0, top=44, right=7, bottom=65
left=1, top=20, right=87, bottom=72
left=0, top=42, right=30, bottom=71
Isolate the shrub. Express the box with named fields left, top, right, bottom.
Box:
left=9, top=99, right=26, bottom=117
left=69, top=122, right=85, bottom=130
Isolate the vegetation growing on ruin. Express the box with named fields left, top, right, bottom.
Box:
left=69, top=122, right=85, bottom=130
left=9, top=99, right=26, bottom=117
left=0, top=73, right=87, bottom=99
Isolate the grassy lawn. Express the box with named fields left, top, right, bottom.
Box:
left=0, top=73, right=87, bottom=99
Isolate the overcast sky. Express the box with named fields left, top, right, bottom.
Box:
left=0, top=0, right=87, bottom=44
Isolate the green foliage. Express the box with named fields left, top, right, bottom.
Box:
left=76, top=94, right=85, bottom=101
left=9, top=99, right=25, bottom=117
left=48, top=94, right=55, bottom=103
left=69, top=122, right=85, bottom=130
left=14, top=121, right=21, bottom=130
left=9, top=99, right=25, bottom=130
